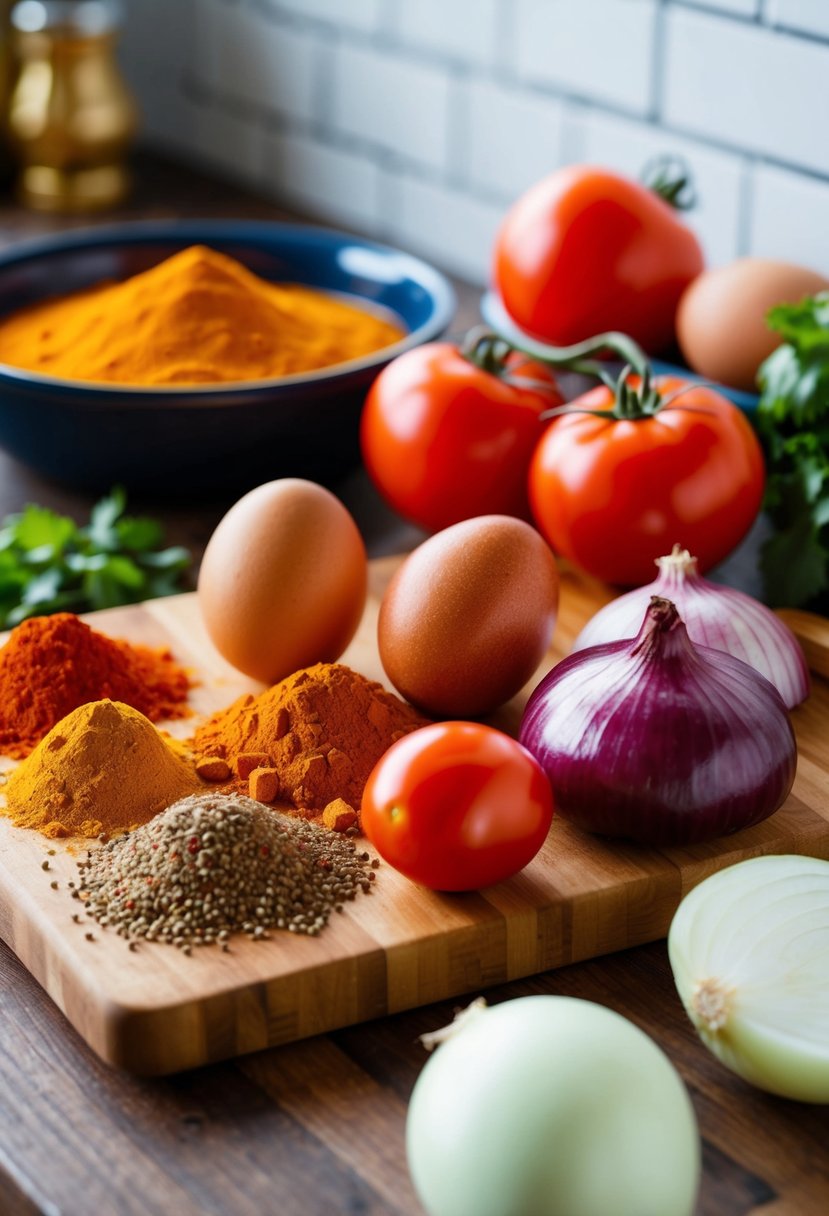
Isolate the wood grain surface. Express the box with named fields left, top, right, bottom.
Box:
left=1, top=557, right=827, bottom=1076
left=0, top=152, right=826, bottom=1216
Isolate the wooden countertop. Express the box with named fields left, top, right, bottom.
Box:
left=0, top=153, right=826, bottom=1216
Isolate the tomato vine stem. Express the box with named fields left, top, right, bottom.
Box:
left=480, top=324, right=651, bottom=383
left=476, top=323, right=663, bottom=419
left=641, top=154, right=697, bottom=211
left=464, top=323, right=722, bottom=422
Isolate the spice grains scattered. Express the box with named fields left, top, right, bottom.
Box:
left=77, top=792, right=376, bottom=948
left=192, top=662, right=426, bottom=821
left=0, top=612, right=191, bottom=759
left=3, top=700, right=201, bottom=839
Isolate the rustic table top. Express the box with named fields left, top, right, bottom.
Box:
left=0, top=153, right=826, bottom=1216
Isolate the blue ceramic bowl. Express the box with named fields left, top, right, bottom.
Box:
left=0, top=220, right=456, bottom=494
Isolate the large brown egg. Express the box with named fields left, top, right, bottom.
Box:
left=199, top=479, right=367, bottom=683
left=677, top=258, right=829, bottom=392
left=378, top=516, right=559, bottom=717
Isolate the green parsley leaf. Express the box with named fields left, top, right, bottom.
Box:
left=138, top=546, right=191, bottom=571
left=11, top=504, right=76, bottom=553
left=103, top=555, right=146, bottom=590
left=757, top=292, right=829, bottom=610
left=84, top=485, right=127, bottom=551
left=85, top=570, right=128, bottom=611
left=766, top=292, right=829, bottom=348
left=0, top=489, right=191, bottom=630
left=115, top=515, right=163, bottom=552
left=65, top=552, right=110, bottom=574
left=760, top=518, right=828, bottom=607
left=21, top=568, right=66, bottom=606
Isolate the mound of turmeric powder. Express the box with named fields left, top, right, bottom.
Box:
left=0, top=245, right=405, bottom=386
left=3, top=700, right=201, bottom=839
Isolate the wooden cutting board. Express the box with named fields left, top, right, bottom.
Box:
left=0, top=559, right=827, bottom=1076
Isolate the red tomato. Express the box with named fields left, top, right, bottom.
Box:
left=528, top=378, right=765, bottom=586
left=360, top=342, right=562, bottom=533
left=493, top=165, right=704, bottom=354
left=361, top=722, right=554, bottom=892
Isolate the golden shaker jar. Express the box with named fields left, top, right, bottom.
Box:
left=7, top=0, right=137, bottom=211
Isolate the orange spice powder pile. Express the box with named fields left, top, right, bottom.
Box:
left=0, top=245, right=405, bottom=386
left=192, top=662, right=426, bottom=828
left=0, top=613, right=192, bottom=759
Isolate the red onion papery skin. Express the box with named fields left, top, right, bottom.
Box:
left=519, top=598, right=797, bottom=847
left=572, top=548, right=809, bottom=710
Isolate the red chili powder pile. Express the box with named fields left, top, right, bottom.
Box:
left=0, top=612, right=192, bottom=759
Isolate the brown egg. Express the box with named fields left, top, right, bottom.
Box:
left=677, top=257, right=829, bottom=392
left=378, top=515, right=559, bottom=717
left=199, top=479, right=367, bottom=683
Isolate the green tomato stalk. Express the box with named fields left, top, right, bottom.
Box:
left=470, top=322, right=663, bottom=419
left=640, top=153, right=698, bottom=211
left=472, top=321, right=722, bottom=422
left=467, top=323, right=650, bottom=384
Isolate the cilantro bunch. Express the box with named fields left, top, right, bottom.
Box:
left=756, top=292, right=829, bottom=610
left=0, top=487, right=191, bottom=629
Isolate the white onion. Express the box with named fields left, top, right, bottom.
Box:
left=572, top=546, right=809, bottom=708
left=668, top=854, right=829, bottom=1103
left=406, top=995, right=700, bottom=1216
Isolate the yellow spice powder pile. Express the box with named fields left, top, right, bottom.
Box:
left=2, top=699, right=201, bottom=839
left=0, top=245, right=405, bottom=386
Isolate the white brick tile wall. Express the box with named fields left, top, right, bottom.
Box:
left=190, top=0, right=222, bottom=87
left=568, top=110, right=747, bottom=266
left=765, top=0, right=829, bottom=38
left=120, top=0, right=167, bottom=80
left=120, top=0, right=829, bottom=288
left=663, top=8, right=829, bottom=176
left=331, top=44, right=451, bottom=171
left=511, top=0, right=659, bottom=117
left=205, top=3, right=317, bottom=122
left=461, top=80, right=564, bottom=201
left=384, top=174, right=505, bottom=284
left=268, top=0, right=384, bottom=34
left=681, top=0, right=760, bottom=16
left=749, top=164, right=829, bottom=275
left=191, top=101, right=267, bottom=187
left=138, top=94, right=204, bottom=160
left=263, top=132, right=382, bottom=232
left=121, top=0, right=200, bottom=152
left=389, top=0, right=500, bottom=68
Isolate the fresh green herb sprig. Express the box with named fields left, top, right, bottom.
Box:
left=756, top=291, right=829, bottom=610
left=0, top=487, right=191, bottom=629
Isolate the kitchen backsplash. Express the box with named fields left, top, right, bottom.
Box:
left=121, top=0, right=829, bottom=284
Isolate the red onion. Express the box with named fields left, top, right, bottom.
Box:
left=572, top=546, right=809, bottom=709
left=519, top=597, right=797, bottom=847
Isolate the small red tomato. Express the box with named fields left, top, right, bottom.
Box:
left=528, top=378, right=765, bottom=585
left=360, top=340, right=562, bottom=533
left=493, top=164, right=704, bottom=354
left=361, top=722, right=554, bottom=891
